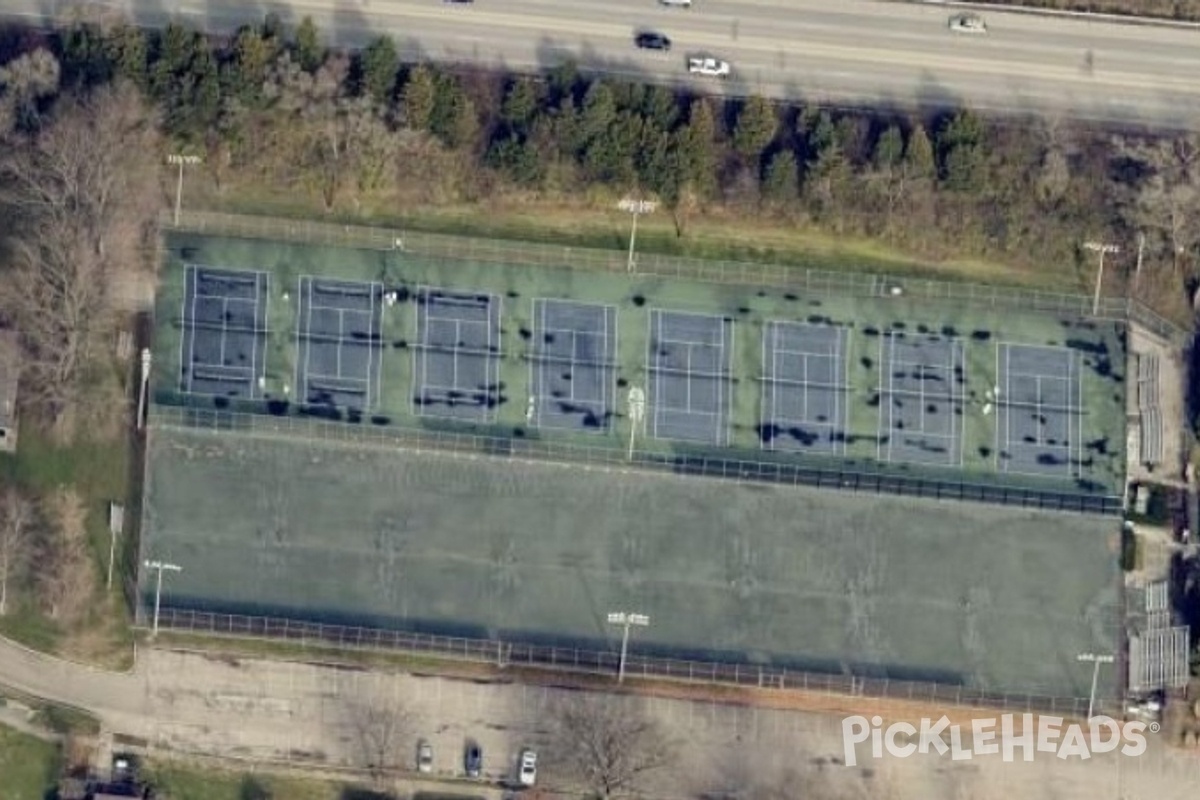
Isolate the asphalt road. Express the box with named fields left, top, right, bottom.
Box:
left=4, top=0, right=1200, bottom=128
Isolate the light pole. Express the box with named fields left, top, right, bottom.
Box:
left=167, top=154, right=202, bottom=226
left=144, top=559, right=182, bottom=637
left=618, top=198, right=657, bottom=273
left=137, top=347, right=152, bottom=433
left=1076, top=652, right=1114, bottom=720
left=607, top=611, right=650, bottom=683
left=1084, top=241, right=1119, bottom=316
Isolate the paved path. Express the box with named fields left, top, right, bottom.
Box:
left=4, top=0, right=1200, bottom=127
left=2, top=635, right=1200, bottom=797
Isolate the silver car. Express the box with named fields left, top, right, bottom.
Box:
left=417, top=739, right=434, bottom=773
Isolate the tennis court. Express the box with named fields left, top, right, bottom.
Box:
left=760, top=320, right=851, bottom=455
left=412, top=286, right=502, bottom=422
left=647, top=310, right=734, bottom=446
left=996, top=343, right=1083, bottom=478
left=877, top=331, right=966, bottom=467
left=295, top=276, right=384, bottom=412
left=528, top=298, right=618, bottom=432
left=180, top=265, right=269, bottom=398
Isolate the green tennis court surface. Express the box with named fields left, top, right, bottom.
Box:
left=154, top=232, right=1128, bottom=503
left=143, top=422, right=1118, bottom=698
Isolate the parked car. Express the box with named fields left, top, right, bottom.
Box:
left=465, top=741, right=483, bottom=777
left=687, top=56, right=731, bottom=77
left=417, top=739, right=434, bottom=773
left=948, top=13, right=987, bottom=34
left=518, top=748, right=538, bottom=786
left=635, top=31, right=672, bottom=51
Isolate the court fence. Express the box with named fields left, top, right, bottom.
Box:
left=163, top=209, right=1188, bottom=345
left=144, top=606, right=1096, bottom=719
left=148, top=403, right=1122, bottom=515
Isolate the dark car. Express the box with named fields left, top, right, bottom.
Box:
left=635, top=32, right=672, bottom=51
left=465, top=741, right=483, bottom=777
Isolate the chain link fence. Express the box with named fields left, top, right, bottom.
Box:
left=147, top=606, right=1092, bottom=719
left=163, top=209, right=1186, bottom=343
left=148, top=404, right=1121, bottom=514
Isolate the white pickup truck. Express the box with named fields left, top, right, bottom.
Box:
left=687, top=56, right=730, bottom=77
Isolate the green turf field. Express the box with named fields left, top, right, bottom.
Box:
left=153, top=232, right=1128, bottom=501
left=142, top=422, right=1119, bottom=698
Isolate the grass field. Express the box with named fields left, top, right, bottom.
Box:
left=143, top=423, right=1119, bottom=698
left=0, top=723, right=60, bottom=800
left=152, top=232, right=1127, bottom=500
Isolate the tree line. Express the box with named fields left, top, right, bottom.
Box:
left=0, top=11, right=1198, bottom=436
left=6, top=13, right=1199, bottom=288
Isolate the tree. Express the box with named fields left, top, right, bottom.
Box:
left=732, top=95, right=777, bottom=163
left=0, top=82, right=160, bottom=428
left=400, top=65, right=436, bottom=132
left=0, top=48, right=61, bottom=134
left=762, top=149, right=799, bottom=206
left=38, top=488, right=96, bottom=623
left=547, top=694, right=675, bottom=799
left=359, top=35, right=399, bottom=105
left=1116, top=134, right=1200, bottom=277
left=0, top=489, right=35, bottom=616
left=903, top=123, right=936, bottom=181
left=292, top=16, right=324, bottom=73
left=342, top=694, right=412, bottom=782
left=429, top=76, right=479, bottom=150
left=936, top=109, right=986, bottom=192
left=500, top=77, right=541, bottom=134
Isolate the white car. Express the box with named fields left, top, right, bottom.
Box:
left=687, top=56, right=731, bottom=78
left=518, top=748, right=538, bottom=786
left=948, top=13, right=987, bottom=34
left=417, top=740, right=433, bottom=773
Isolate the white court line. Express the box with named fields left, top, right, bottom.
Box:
left=305, top=278, right=316, bottom=402
left=607, top=305, right=618, bottom=434
left=957, top=342, right=966, bottom=468
left=291, top=277, right=305, bottom=405
left=371, top=281, right=384, bottom=411
left=491, top=292, right=501, bottom=423
left=415, top=287, right=431, bottom=416
left=762, top=322, right=772, bottom=452
left=718, top=319, right=729, bottom=445
left=875, top=335, right=886, bottom=462
left=183, top=266, right=198, bottom=393
left=1004, top=343, right=1012, bottom=473
left=840, top=326, right=851, bottom=456
left=531, top=298, right=541, bottom=428
left=886, top=334, right=897, bottom=463
left=649, top=310, right=660, bottom=439
left=248, top=275, right=261, bottom=398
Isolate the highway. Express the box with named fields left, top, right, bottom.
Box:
left=4, top=0, right=1200, bottom=128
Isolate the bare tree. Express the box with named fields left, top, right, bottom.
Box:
left=1115, top=134, right=1200, bottom=277
left=0, top=488, right=35, bottom=615
left=0, top=81, right=160, bottom=430
left=343, top=692, right=413, bottom=782
left=0, top=48, right=62, bottom=134
left=548, top=694, right=676, bottom=799
left=37, top=487, right=96, bottom=624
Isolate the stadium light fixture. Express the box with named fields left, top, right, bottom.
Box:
left=1084, top=241, right=1119, bottom=316
left=607, top=610, right=650, bottom=683
left=618, top=198, right=658, bottom=273
left=167, top=154, right=203, bottom=226
left=1076, top=652, right=1114, bottom=720
left=144, top=559, right=182, bottom=638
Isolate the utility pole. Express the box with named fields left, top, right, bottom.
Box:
left=167, top=154, right=202, bottom=226
left=144, top=559, right=182, bottom=637
left=1084, top=241, right=1120, bottom=316
left=607, top=611, right=650, bottom=683
left=1076, top=652, right=1114, bottom=719
left=618, top=198, right=658, bottom=273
